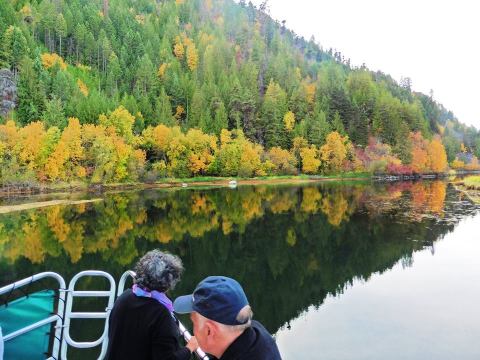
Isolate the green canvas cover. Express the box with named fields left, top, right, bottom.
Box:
left=0, top=290, right=55, bottom=360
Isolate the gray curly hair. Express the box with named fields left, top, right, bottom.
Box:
left=134, top=250, right=184, bottom=292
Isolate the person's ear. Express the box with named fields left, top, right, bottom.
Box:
left=205, top=320, right=215, bottom=338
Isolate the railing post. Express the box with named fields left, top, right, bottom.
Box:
left=61, top=270, right=116, bottom=360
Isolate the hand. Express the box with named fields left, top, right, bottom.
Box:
left=186, top=336, right=199, bottom=353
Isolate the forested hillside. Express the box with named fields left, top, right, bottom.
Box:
left=1, top=0, right=479, bottom=184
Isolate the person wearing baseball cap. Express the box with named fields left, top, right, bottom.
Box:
left=174, top=276, right=281, bottom=360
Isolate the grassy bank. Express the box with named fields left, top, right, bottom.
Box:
left=464, top=176, right=480, bottom=189
left=452, top=176, right=480, bottom=204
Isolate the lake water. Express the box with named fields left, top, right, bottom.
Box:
left=1, top=179, right=479, bottom=359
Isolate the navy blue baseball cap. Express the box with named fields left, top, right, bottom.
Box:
left=173, top=276, right=249, bottom=326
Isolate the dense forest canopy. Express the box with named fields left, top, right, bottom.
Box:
left=0, top=0, right=479, bottom=183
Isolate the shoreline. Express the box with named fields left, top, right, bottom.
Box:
left=0, top=176, right=368, bottom=213
left=0, top=174, right=371, bottom=198
left=0, top=173, right=478, bottom=213
left=2, top=170, right=479, bottom=198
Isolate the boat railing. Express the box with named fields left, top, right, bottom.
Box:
left=1, top=270, right=208, bottom=360
left=61, top=270, right=116, bottom=360
left=0, top=271, right=66, bottom=360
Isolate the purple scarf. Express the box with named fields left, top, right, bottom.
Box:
left=132, top=284, right=174, bottom=313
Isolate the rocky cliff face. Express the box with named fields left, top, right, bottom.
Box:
left=0, top=69, right=17, bottom=118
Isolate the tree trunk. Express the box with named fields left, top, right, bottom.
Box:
left=103, top=0, right=109, bottom=18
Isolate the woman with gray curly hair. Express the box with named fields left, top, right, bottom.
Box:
left=106, top=250, right=198, bottom=360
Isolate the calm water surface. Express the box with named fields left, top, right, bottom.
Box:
left=1, top=179, right=479, bottom=359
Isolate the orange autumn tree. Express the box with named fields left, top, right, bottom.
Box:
left=409, top=132, right=430, bottom=173
left=410, top=132, right=448, bottom=173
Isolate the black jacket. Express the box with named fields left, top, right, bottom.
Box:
left=219, top=320, right=282, bottom=360
left=105, top=289, right=191, bottom=360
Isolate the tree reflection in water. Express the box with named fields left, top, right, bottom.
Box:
left=0, top=181, right=476, bottom=337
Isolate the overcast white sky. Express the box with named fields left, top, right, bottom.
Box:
left=249, top=0, right=480, bottom=129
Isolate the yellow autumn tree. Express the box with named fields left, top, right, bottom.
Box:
left=62, top=117, right=84, bottom=163
left=98, top=106, right=135, bottom=142
left=173, top=36, right=185, bottom=59
left=220, top=129, right=232, bottom=146
left=0, top=120, right=19, bottom=151
left=451, top=158, right=465, bottom=169
left=300, top=145, right=320, bottom=174
left=291, top=136, right=308, bottom=169
left=240, top=142, right=264, bottom=177
left=267, top=147, right=297, bottom=175
left=186, top=44, right=199, bottom=71
left=77, top=79, right=89, bottom=96
left=303, top=82, right=316, bottom=105
left=45, top=141, right=69, bottom=180
left=41, top=53, right=67, bottom=70
left=16, top=121, right=47, bottom=171
left=320, top=131, right=348, bottom=173
left=427, top=138, right=448, bottom=173
left=45, top=117, right=85, bottom=181
left=283, top=111, right=295, bottom=131
left=174, top=105, right=185, bottom=120
left=157, top=63, right=169, bottom=79
left=142, top=124, right=172, bottom=155
left=185, top=128, right=217, bottom=175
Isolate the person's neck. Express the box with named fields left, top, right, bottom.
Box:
left=212, top=330, right=245, bottom=359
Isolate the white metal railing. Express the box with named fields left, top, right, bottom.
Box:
left=117, top=270, right=135, bottom=298
left=60, top=270, right=116, bottom=360
left=1, top=270, right=208, bottom=360
left=0, top=272, right=66, bottom=360
left=117, top=270, right=209, bottom=360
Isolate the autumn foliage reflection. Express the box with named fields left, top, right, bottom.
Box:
left=0, top=181, right=449, bottom=266
left=1, top=181, right=471, bottom=336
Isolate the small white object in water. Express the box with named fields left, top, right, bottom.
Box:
left=228, top=180, right=237, bottom=188
left=181, top=183, right=188, bottom=188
